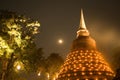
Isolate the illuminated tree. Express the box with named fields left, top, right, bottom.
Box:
left=0, top=10, right=40, bottom=80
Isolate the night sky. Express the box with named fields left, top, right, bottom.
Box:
left=0, top=0, right=120, bottom=59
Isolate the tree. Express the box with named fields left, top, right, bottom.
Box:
left=46, top=53, right=64, bottom=80
left=27, top=48, right=46, bottom=72
left=27, top=48, right=47, bottom=80
left=0, top=10, right=40, bottom=80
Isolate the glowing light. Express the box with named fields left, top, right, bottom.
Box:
left=68, top=74, right=70, bottom=76
left=85, top=78, right=88, bottom=80
left=98, top=72, right=102, bottom=75
left=14, top=61, right=24, bottom=71
left=89, top=72, right=93, bottom=75
left=58, top=39, right=63, bottom=44
left=16, top=65, right=21, bottom=70
left=53, top=77, right=56, bottom=80
left=81, top=72, right=85, bottom=75
left=38, top=72, right=41, bottom=76
left=47, top=73, right=49, bottom=79
left=95, top=78, right=98, bottom=80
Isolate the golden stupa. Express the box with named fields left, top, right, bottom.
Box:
left=56, top=10, right=114, bottom=80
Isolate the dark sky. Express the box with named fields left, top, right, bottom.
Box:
left=0, top=0, right=120, bottom=59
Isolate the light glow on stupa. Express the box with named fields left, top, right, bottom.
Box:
left=56, top=10, right=114, bottom=80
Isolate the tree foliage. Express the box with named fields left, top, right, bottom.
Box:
left=27, top=48, right=45, bottom=72
left=0, top=10, right=40, bottom=80
left=45, top=53, right=64, bottom=80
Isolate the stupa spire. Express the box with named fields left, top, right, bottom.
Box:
left=77, top=9, right=89, bottom=37
left=80, top=9, right=86, bottom=29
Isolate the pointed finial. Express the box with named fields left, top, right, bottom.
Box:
left=77, top=9, right=89, bottom=37
left=80, top=9, right=86, bottom=29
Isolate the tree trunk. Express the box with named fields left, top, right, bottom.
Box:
left=1, top=53, right=14, bottom=80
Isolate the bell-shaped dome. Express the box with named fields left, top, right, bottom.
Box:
left=71, top=36, right=96, bottom=51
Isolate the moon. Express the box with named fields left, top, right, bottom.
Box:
left=58, top=39, right=63, bottom=44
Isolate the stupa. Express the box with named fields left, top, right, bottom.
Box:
left=56, top=10, right=114, bottom=80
